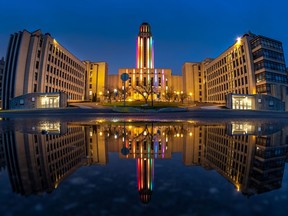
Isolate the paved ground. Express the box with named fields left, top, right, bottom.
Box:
left=1, top=102, right=288, bottom=121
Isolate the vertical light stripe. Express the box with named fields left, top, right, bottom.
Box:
left=151, top=38, right=154, bottom=68
left=151, top=159, right=154, bottom=190
left=136, top=37, right=139, bottom=68
left=140, top=38, right=143, bottom=68
left=147, top=159, right=150, bottom=189
left=149, top=36, right=154, bottom=68
left=147, top=38, right=149, bottom=69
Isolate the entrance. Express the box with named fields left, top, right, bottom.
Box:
left=232, top=96, right=253, bottom=110
left=40, top=95, right=60, bottom=108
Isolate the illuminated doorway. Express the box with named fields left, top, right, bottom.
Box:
left=232, top=95, right=253, bottom=110
left=40, top=95, right=60, bottom=108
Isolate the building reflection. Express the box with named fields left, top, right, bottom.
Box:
left=198, top=122, right=288, bottom=196
left=0, top=121, right=107, bottom=195
left=0, top=120, right=287, bottom=199
left=0, top=133, right=5, bottom=171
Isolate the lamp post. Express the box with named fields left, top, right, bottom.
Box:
left=121, top=73, right=129, bottom=106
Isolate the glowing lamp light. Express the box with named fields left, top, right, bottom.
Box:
left=236, top=184, right=240, bottom=192
left=236, top=37, right=241, bottom=46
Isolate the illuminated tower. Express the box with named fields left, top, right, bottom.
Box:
left=136, top=23, right=154, bottom=69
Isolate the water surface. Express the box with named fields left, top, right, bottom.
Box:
left=0, top=118, right=288, bottom=216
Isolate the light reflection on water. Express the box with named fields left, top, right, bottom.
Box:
left=0, top=119, right=288, bottom=215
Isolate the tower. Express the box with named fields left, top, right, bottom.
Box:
left=136, top=23, right=154, bottom=69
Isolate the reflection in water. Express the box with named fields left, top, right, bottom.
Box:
left=0, top=120, right=288, bottom=202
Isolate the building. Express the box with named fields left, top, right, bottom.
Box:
left=171, top=75, right=183, bottom=101
left=1, top=29, right=86, bottom=110
left=83, top=61, right=108, bottom=102
left=182, top=59, right=212, bottom=102
left=0, top=57, right=4, bottom=106
left=117, top=23, right=174, bottom=102
left=183, top=33, right=288, bottom=110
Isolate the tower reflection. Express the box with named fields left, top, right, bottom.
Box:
left=104, top=123, right=171, bottom=203
left=0, top=120, right=287, bottom=200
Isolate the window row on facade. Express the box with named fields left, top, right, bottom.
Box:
left=251, top=37, right=283, bottom=51
left=254, top=60, right=286, bottom=72
left=206, top=62, right=247, bottom=82
left=45, top=77, right=84, bottom=94
left=206, top=46, right=246, bottom=74
left=256, top=72, right=288, bottom=84
left=49, top=43, right=85, bottom=72
left=253, top=48, right=285, bottom=62
left=127, top=76, right=164, bottom=87
left=44, top=71, right=84, bottom=87
left=46, top=59, right=84, bottom=79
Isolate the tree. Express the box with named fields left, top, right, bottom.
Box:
left=180, top=92, right=188, bottom=104
left=116, top=86, right=131, bottom=102
left=133, top=84, right=157, bottom=104
left=165, top=87, right=175, bottom=102
left=103, top=86, right=115, bottom=103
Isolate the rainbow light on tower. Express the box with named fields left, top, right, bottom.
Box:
left=136, top=23, right=154, bottom=69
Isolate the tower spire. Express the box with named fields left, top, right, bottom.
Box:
left=136, top=23, right=154, bottom=69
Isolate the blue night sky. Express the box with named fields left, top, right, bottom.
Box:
left=0, top=0, right=288, bottom=75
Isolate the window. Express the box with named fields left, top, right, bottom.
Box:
left=269, top=100, right=274, bottom=106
